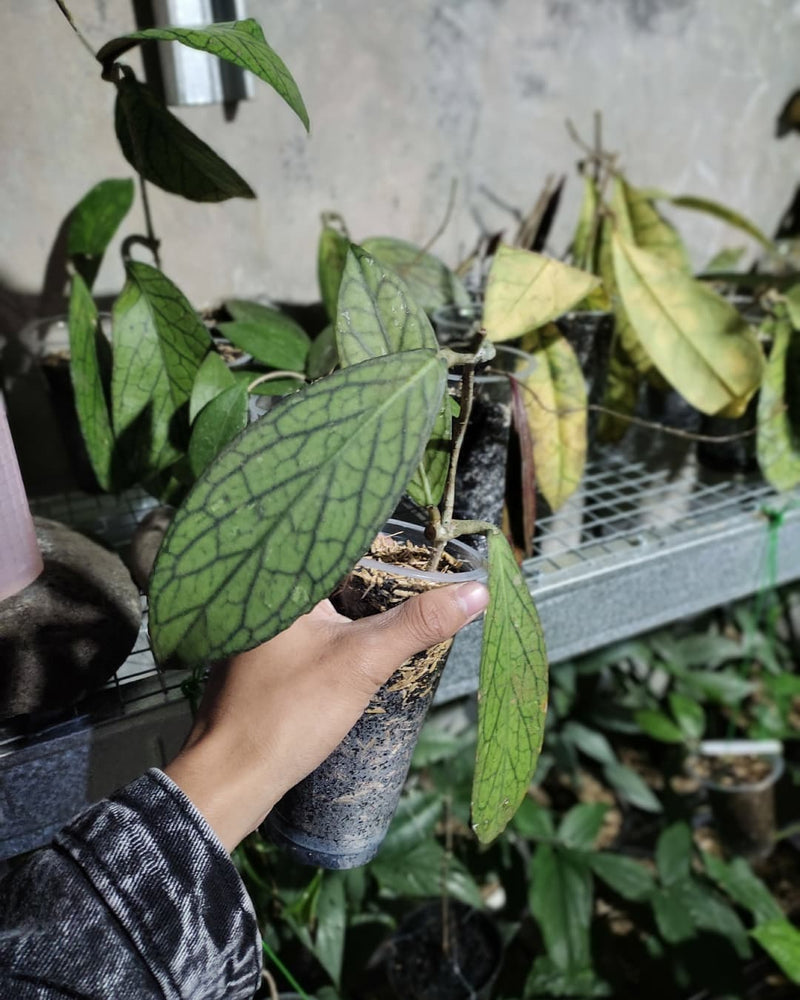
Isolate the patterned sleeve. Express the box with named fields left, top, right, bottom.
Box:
left=0, top=769, right=262, bottom=1000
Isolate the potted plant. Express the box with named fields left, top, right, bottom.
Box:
left=146, top=241, right=610, bottom=863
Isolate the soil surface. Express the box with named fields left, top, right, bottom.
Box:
left=693, top=754, right=774, bottom=787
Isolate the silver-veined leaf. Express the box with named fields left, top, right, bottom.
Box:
left=149, top=350, right=446, bottom=666
left=111, top=261, right=210, bottom=476
left=115, top=72, right=255, bottom=202
left=188, top=383, right=249, bottom=477
left=483, top=244, right=600, bottom=342
left=611, top=233, right=764, bottom=415
left=217, top=317, right=309, bottom=372
left=757, top=317, right=800, bottom=491
left=68, top=274, right=114, bottom=490
left=517, top=326, right=587, bottom=510
left=361, top=236, right=471, bottom=315
left=472, top=530, right=548, bottom=843
left=67, top=178, right=134, bottom=289
left=189, top=351, right=236, bottom=424
left=98, top=19, right=308, bottom=130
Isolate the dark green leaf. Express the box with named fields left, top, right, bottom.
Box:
left=561, top=721, right=617, bottom=765
left=314, top=873, right=346, bottom=987
left=98, top=19, right=309, bottom=130
left=603, top=761, right=662, bottom=813
left=589, top=852, right=656, bottom=902
left=149, top=349, right=446, bottom=666
left=557, top=803, right=609, bottom=850
left=189, top=351, right=235, bottom=424
left=377, top=790, right=443, bottom=857
left=67, top=178, right=134, bottom=289
left=336, top=246, right=439, bottom=365
left=529, top=845, right=593, bottom=971
left=634, top=709, right=685, bottom=743
left=701, top=851, right=783, bottom=924
left=111, top=261, right=210, bottom=477
left=115, top=72, right=255, bottom=202
left=217, top=317, right=310, bottom=372
left=525, top=956, right=611, bottom=998
left=751, top=919, right=800, bottom=983
left=684, top=670, right=756, bottom=705
left=188, top=383, right=248, bottom=477
left=757, top=317, right=800, bottom=491
left=411, top=719, right=476, bottom=767
left=361, top=236, right=471, bottom=314
left=651, top=886, right=696, bottom=943
left=68, top=274, right=114, bottom=490
left=656, top=823, right=692, bottom=886
left=406, top=392, right=451, bottom=508
left=669, top=692, right=705, bottom=742
left=370, top=840, right=483, bottom=908
left=318, top=224, right=350, bottom=321
left=472, top=531, right=548, bottom=843
left=511, top=797, right=555, bottom=840
left=671, top=878, right=751, bottom=958
left=307, top=325, right=338, bottom=379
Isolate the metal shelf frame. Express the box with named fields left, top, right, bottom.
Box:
left=2, top=451, right=799, bottom=857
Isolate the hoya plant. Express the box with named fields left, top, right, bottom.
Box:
left=147, top=242, right=601, bottom=841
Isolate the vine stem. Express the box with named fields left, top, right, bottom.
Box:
left=53, top=0, right=96, bottom=60
left=247, top=371, right=307, bottom=392
left=138, top=176, right=162, bottom=270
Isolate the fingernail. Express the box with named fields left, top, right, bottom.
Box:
left=456, top=581, right=489, bottom=621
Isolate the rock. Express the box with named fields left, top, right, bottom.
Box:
left=0, top=518, right=142, bottom=719
left=127, top=506, right=174, bottom=593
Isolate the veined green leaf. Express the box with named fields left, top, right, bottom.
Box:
left=67, top=178, right=134, bottom=289
left=406, top=392, right=451, bottom=507
left=361, top=237, right=471, bottom=315
left=149, top=350, right=446, bottom=666
left=557, top=803, right=609, bottom=850
left=647, top=190, right=775, bottom=253
left=614, top=177, right=691, bottom=273
left=318, top=223, right=351, bottom=321
left=752, top=919, right=800, bottom=984
left=188, top=383, right=249, bottom=477
left=370, top=840, right=483, bottom=908
left=589, top=851, right=655, bottom=902
left=189, top=351, right=235, bottom=424
left=98, top=19, right=309, bottom=130
left=217, top=317, right=310, bottom=372
left=111, top=261, right=210, bottom=476
left=611, top=233, right=765, bottom=415
left=518, top=325, right=587, bottom=510
left=68, top=274, right=114, bottom=490
left=757, top=318, right=800, bottom=491
left=115, top=72, right=255, bottom=202
left=483, top=244, right=600, bottom=342
left=307, top=324, right=338, bottom=379
left=336, top=245, right=439, bottom=364
left=472, top=531, right=548, bottom=843
left=529, top=844, right=593, bottom=971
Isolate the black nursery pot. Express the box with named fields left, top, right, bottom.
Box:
left=385, top=901, right=503, bottom=1000
left=261, top=521, right=486, bottom=869
left=554, top=310, right=613, bottom=445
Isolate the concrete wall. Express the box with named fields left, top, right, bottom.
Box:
left=2, top=0, right=800, bottom=336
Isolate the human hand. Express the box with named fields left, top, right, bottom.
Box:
left=163, top=580, right=489, bottom=852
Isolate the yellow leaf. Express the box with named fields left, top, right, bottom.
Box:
left=611, top=233, right=765, bottom=415
left=757, top=318, right=800, bottom=491
left=518, top=326, right=587, bottom=509
left=483, top=245, right=600, bottom=342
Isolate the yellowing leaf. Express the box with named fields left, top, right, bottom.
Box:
left=614, top=177, right=691, bottom=274
left=483, top=245, right=600, bottom=342
left=757, top=318, right=800, bottom=491
left=597, top=217, right=651, bottom=374
left=611, top=233, right=765, bottom=415
left=518, top=326, right=587, bottom=509
left=596, top=334, right=639, bottom=443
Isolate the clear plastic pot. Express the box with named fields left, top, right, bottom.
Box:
left=262, top=520, right=486, bottom=869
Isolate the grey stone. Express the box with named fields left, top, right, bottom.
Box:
left=0, top=518, right=141, bottom=719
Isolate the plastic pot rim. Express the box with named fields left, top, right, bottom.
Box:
left=360, top=519, right=487, bottom=584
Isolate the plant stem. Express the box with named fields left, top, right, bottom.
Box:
left=138, top=177, right=162, bottom=270
left=247, top=371, right=307, bottom=392
left=261, top=940, right=311, bottom=1000
left=53, top=0, right=96, bottom=61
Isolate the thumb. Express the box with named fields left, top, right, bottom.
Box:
left=349, top=581, right=489, bottom=686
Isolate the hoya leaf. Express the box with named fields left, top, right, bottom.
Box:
left=611, top=233, right=765, bottom=414
left=557, top=803, right=609, bottom=850
left=188, top=383, right=249, bottom=477
left=111, top=262, right=210, bottom=476
left=655, top=822, right=693, bottom=886
left=115, top=72, right=255, bottom=202
left=518, top=325, right=587, bottom=510
left=189, top=351, right=236, bottom=424
left=570, top=174, right=600, bottom=272
left=602, top=761, right=662, bottom=813
left=483, top=245, right=600, bottom=342
left=149, top=350, right=446, bottom=666
left=98, top=19, right=309, bottom=130
left=336, top=245, right=438, bottom=365
left=652, top=191, right=775, bottom=253
left=306, top=324, right=338, bottom=379
left=651, top=886, right=696, bottom=944
left=313, top=874, right=347, bottom=988
left=68, top=274, right=114, bottom=491
left=529, top=844, right=593, bottom=971
left=561, top=721, right=617, bottom=766
left=472, top=530, right=548, bottom=843
left=757, top=318, right=800, bottom=491
left=361, top=236, right=471, bottom=315
left=67, top=178, right=134, bottom=289
left=318, top=223, right=350, bottom=321
left=377, top=791, right=443, bottom=857
left=633, top=709, right=685, bottom=743
left=217, top=317, right=310, bottom=372
left=613, top=177, right=691, bottom=274
left=668, top=692, right=705, bottom=742
left=370, top=840, right=483, bottom=908
left=670, top=879, right=751, bottom=959
left=405, top=390, right=451, bottom=508
left=589, top=852, right=656, bottom=902
left=702, top=852, right=783, bottom=924
left=751, top=919, right=800, bottom=984
left=512, top=797, right=555, bottom=840
left=509, top=375, right=537, bottom=557
left=597, top=216, right=653, bottom=376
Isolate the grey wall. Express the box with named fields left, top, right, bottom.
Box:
left=2, top=0, right=800, bottom=335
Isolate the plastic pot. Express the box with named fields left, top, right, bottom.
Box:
left=385, top=901, right=503, bottom=1000
left=694, top=740, right=784, bottom=860
left=262, top=521, right=486, bottom=869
